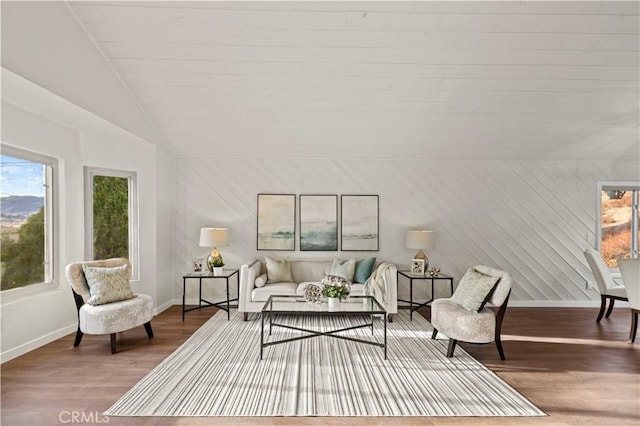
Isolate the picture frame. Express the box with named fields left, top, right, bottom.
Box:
left=257, top=194, right=296, bottom=251
left=411, top=258, right=426, bottom=275
left=299, top=194, right=338, bottom=251
left=340, top=194, right=379, bottom=251
left=193, top=258, right=203, bottom=272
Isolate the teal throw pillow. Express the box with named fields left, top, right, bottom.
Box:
left=354, top=257, right=376, bottom=283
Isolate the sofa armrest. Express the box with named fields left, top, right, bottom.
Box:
left=239, top=259, right=261, bottom=314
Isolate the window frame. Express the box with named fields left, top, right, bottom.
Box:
left=596, top=181, right=640, bottom=271
left=0, top=145, right=55, bottom=294
left=83, top=167, right=139, bottom=280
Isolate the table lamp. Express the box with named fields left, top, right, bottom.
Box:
left=406, top=230, right=435, bottom=274
left=199, top=228, right=229, bottom=274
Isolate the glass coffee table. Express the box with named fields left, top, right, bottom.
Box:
left=260, top=295, right=387, bottom=360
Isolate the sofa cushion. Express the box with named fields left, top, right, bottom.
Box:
left=330, top=258, right=356, bottom=281
left=450, top=267, right=500, bottom=312
left=251, top=282, right=298, bottom=302
left=354, top=257, right=376, bottom=283
left=255, top=273, right=268, bottom=288
left=82, top=264, right=135, bottom=306
left=265, top=256, right=293, bottom=283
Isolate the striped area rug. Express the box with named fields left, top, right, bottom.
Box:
left=105, top=310, right=544, bottom=417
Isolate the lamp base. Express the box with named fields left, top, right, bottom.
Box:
left=206, top=249, right=224, bottom=272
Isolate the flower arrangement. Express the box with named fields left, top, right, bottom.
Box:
left=322, top=284, right=349, bottom=299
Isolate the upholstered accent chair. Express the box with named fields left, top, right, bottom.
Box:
left=617, top=258, right=640, bottom=343
left=431, top=265, right=513, bottom=360
left=584, top=248, right=628, bottom=322
left=65, top=258, right=154, bottom=354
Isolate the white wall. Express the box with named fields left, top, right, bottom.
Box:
left=174, top=157, right=640, bottom=306
left=0, top=99, right=174, bottom=362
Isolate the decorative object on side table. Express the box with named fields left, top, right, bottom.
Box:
left=199, top=227, right=229, bottom=276
left=406, top=230, right=435, bottom=273
left=429, top=267, right=441, bottom=277
left=411, top=258, right=426, bottom=275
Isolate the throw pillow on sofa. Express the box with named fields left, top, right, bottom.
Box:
left=450, top=267, right=500, bottom=312
left=255, top=273, right=268, bottom=288
left=330, top=258, right=356, bottom=282
left=265, top=256, right=293, bottom=283
left=354, top=257, right=376, bottom=283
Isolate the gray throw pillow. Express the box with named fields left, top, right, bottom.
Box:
left=82, top=264, right=135, bottom=306
left=330, top=258, right=356, bottom=282
left=450, top=268, right=500, bottom=312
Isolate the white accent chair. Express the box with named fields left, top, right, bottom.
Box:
left=617, top=258, right=640, bottom=343
left=431, top=265, right=513, bottom=360
left=583, top=248, right=628, bottom=322
left=65, top=258, right=154, bottom=354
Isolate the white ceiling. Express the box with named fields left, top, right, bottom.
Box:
left=66, top=1, right=639, bottom=161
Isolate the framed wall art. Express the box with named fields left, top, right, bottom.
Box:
left=299, top=194, right=338, bottom=251
left=257, top=194, right=296, bottom=251
left=340, top=194, right=379, bottom=251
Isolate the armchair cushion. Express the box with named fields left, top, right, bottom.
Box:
left=265, top=256, right=293, bottom=283
left=80, top=293, right=153, bottom=335
left=82, top=264, right=135, bottom=306
left=450, top=267, right=500, bottom=312
left=431, top=298, right=496, bottom=343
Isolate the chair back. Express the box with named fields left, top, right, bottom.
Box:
left=584, top=248, right=618, bottom=293
left=65, top=258, right=132, bottom=301
left=617, top=259, right=640, bottom=310
left=472, top=265, right=513, bottom=307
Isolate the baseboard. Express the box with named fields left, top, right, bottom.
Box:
left=509, top=300, right=629, bottom=308
left=154, top=299, right=175, bottom=316
left=1, top=323, right=76, bottom=364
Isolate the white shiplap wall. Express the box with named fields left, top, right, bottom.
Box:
left=175, top=157, right=640, bottom=304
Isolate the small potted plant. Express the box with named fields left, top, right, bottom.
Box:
left=207, top=251, right=225, bottom=276
left=323, top=284, right=349, bottom=309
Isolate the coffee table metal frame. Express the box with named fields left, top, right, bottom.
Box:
left=260, top=295, right=387, bottom=360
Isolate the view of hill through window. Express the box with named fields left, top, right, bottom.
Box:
left=600, top=190, right=639, bottom=268
left=0, top=154, right=46, bottom=290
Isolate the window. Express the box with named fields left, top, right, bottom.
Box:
left=84, top=167, right=138, bottom=278
left=0, top=147, right=54, bottom=291
left=598, top=182, right=640, bottom=268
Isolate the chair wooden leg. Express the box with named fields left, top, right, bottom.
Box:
left=495, top=336, right=506, bottom=361
left=144, top=322, right=154, bottom=338
left=388, top=314, right=393, bottom=323
left=73, top=328, right=83, bottom=347
left=605, top=297, right=615, bottom=318
left=243, top=312, right=248, bottom=321
left=446, top=339, right=457, bottom=357
left=431, top=329, right=438, bottom=339
left=596, top=295, right=607, bottom=322
left=110, top=333, right=117, bottom=354
left=630, top=310, right=639, bottom=343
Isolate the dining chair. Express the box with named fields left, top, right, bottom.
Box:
left=617, top=258, right=640, bottom=343
left=583, top=248, right=628, bottom=322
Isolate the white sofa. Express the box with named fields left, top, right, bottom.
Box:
left=239, top=258, right=398, bottom=320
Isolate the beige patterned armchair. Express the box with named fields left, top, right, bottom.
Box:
left=65, top=258, right=154, bottom=354
left=431, top=265, right=513, bottom=360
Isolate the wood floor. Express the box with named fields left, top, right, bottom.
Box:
left=2, top=305, right=639, bottom=426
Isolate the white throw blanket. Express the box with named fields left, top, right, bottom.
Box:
left=364, top=261, right=393, bottom=308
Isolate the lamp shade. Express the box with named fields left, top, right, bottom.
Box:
left=199, top=228, right=229, bottom=247
left=406, top=230, right=435, bottom=250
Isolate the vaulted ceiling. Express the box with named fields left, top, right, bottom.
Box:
left=61, top=2, right=640, bottom=160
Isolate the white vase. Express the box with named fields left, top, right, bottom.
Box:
left=327, top=297, right=339, bottom=310
left=213, top=267, right=224, bottom=276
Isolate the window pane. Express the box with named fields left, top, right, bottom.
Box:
left=0, top=155, right=46, bottom=290
left=600, top=190, right=632, bottom=268
left=93, top=175, right=129, bottom=260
